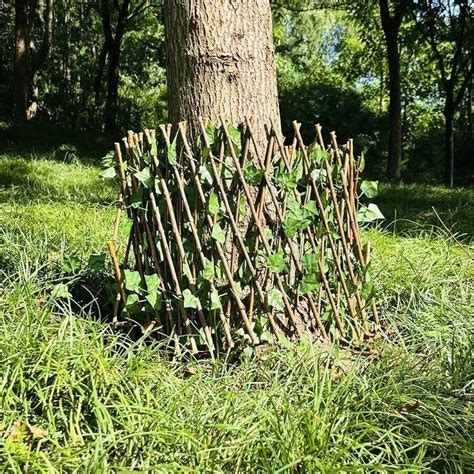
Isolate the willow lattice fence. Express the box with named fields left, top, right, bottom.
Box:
left=107, top=118, right=380, bottom=355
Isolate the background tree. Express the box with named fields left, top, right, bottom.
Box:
left=378, top=0, right=408, bottom=179
left=99, top=0, right=154, bottom=137
left=411, top=0, right=473, bottom=186
left=13, top=0, right=34, bottom=123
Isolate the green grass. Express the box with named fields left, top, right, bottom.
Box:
left=0, top=127, right=473, bottom=472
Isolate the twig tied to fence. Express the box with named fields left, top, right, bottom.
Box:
left=108, top=118, right=380, bottom=355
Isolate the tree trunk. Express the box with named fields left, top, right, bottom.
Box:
left=42, top=0, right=53, bottom=64
left=444, top=93, right=455, bottom=187
left=94, top=42, right=108, bottom=104
left=379, top=0, right=403, bottom=180
left=164, top=0, right=281, bottom=146
left=14, top=0, right=29, bottom=123
left=100, top=0, right=130, bottom=138
left=385, top=29, right=402, bottom=179
left=104, top=46, right=120, bottom=137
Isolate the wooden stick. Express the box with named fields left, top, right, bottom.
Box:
left=149, top=192, right=199, bottom=353
left=198, top=121, right=285, bottom=339
left=218, top=118, right=313, bottom=338
left=108, top=240, right=127, bottom=316
left=154, top=127, right=234, bottom=348
left=178, top=122, right=260, bottom=345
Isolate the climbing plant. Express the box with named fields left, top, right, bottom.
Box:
left=105, top=119, right=383, bottom=355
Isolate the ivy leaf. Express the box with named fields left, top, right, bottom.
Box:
left=282, top=197, right=316, bottom=238
left=146, top=291, right=163, bottom=310
left=267, top=288, right=284, bottom=311
left=51, top=283, right=72, bottom=300
left=309, top=148, right=330, bottom=165
left=167, top=134, right=178, bottom=165
left=62, top=255, right=81, bottom=273
left=238, top=195, right=247, bottom=215
left=266, top=251, right=286, bottom=273
left=211, top=223, right=226, bottom=245
left=88, top=253, right=106, bottom=272
left=301, top=253, right=318, bottom=274
left=360, top=180, right=379, bottom=198
left=129, top=190, right=143, bottom=209
left=100, top=167, right=116, bottom=179
left=303, top=201, right=317, bottom=216
left=201, top=258, right=215, bottom=282
left=357, top=203, right=385, bottom=223
left=134, top=167, right=154, bottom=188
left=125, top=293, right=140, bottom=310
left=199, top=165, right=214, bottom=186
left=183, top=289, right=200, bottom=309
left=101, top=151, right=115, bottom=168
left=210, top=289, right=222, bottom=310
left=208, top=191, right=220, bottom=215
left=205, top=122, right=218, bottom=146
left=119, top=219, right=133, bottom=239
left=244, top=162, right=264, bottom=186
left=300, top=274, right=320, bottom=295
left=359, top=153, right=366, bottom=172
left=124, top=270, right=141, bottom=293
left=228, top=124, right=241, bottom=150
left=275, top=168, right=301, bottom=192
left=144, top=274, right=160, bottom=293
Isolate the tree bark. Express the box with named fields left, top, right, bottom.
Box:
left=384, top=28, right=402, bottom=179
left=164, top=0, right=281, bottom=147
left=42, top=0, right=53, bottom=64
left=14, top=0, right=29, bottom=123
left=104, top=47, right=121, bottom=137
left=101, top=0, right=131, bottom=138
left=379, top=0, right=404, bottom=180
left=444, top=91, right=455, bottom=187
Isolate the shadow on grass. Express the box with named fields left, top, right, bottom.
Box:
left=374, top=183, right=474, bottom=240
left=0, top=121, right=111, bottom=165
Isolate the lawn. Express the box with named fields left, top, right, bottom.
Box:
left=0, top=125, right=473, bottom=472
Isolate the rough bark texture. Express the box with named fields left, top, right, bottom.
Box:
left=379, top=0, right=404, bottom=180
left=164, top=0, right=281, bottom=146
left=14, top=0, right=29, bottom=123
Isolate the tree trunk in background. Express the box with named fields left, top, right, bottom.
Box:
left=42, top=0, right=53, bottom=64
left=104, top=47, right=120, bottom=137
left=100, top=0, right=131, bottom=138
left=164, top=0, right=281, bottom=146
left=384, top=29, right=402, bottom=179
left=379, top=0, right=404, bottom=181
left=14, top=0, right=29, bottom=123
left=444, top=91, right=455, bottom=187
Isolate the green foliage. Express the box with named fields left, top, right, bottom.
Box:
left=357, top=203, right=385, bottom=223
left=360, top=180, right=379, bottom=198
left=266, top=250, right=286, bottom=273
left=283, top=196, right=318, bottom=238
left=211, top=223, right=226, bottom=245
left=267, top=288, right=284, bottom=311
left=244, top=162, right=264, bottom=186
left=208, top=191, right=220, bottom=215
left=183, top=289, right=200, bottom=309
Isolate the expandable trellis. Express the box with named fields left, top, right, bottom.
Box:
left=108, top=118, right=379, bottom=354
